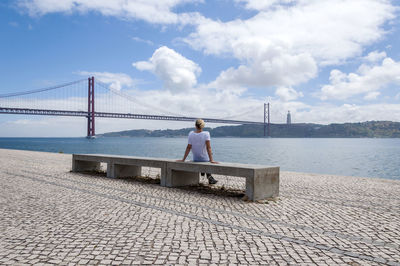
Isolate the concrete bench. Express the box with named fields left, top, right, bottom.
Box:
left=72, top=154, right=279, bottom=201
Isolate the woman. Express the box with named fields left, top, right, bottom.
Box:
left=177, top=119, right=218, bottom=184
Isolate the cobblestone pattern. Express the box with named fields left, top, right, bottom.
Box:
left=0, top=149, right=399, bottom=265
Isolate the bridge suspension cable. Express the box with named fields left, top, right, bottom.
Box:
left=96, top=80, right=263, bottom=122
left=219, top=105, right=262, bottom=121
left=0, top=79, right=87, bottom=98
left=95, top=80, right=184, bottom=117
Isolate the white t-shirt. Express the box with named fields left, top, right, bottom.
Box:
left=188, top=131, right=210, bottom=162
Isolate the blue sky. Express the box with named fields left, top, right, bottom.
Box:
left=0, top=0, right=399, bottom=137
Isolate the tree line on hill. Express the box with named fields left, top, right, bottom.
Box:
left=100, top=121, right=400, bottom=138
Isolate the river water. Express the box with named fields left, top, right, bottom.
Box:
left=0, top=137, right=399, bottom=180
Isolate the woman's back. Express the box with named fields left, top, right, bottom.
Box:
left=188, top=131, right=210, bottom=162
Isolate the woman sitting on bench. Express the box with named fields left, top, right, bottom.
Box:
left=177, top=119, right=218, bottom=184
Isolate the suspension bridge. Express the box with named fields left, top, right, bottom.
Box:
left=0, top=77, right=271, bottom=137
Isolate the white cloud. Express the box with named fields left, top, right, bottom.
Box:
left=364, top=50, right=387, bottom=63
left=209, top=43, right=317, bottom=89
left=15, top=0, right=397, bottom=95
left=364, top=91, right=381, bottom=100
left=291, top=103, right=400, bottom=124
left=236, top=0, right=297, bottom=11
left=132, top=36, right=154, bottom=46
left=187, top=0, right=395, bottom=63
left=16, top=0, right=204, bottom=24
left=275, top=87, right=303, bottom=102
left=130, top=90, right=400, bottom=125
left=79, top=71, right=136, bottom=91
left=131, top=87, right=262, bottom=119
left=133, top=46, right=201, bottom=93
left=319, top=57, right=400, bottom=100
left=185, top=0, right=395, bottom=90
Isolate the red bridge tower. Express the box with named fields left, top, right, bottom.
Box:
left=87, top=76, right=95, bottom=138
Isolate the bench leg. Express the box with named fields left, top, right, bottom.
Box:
left=107, top=163, right=142, bottom=178
left=160, top=166, right=167, bottom=186
left=72, top=160, right=101, bottom=172
left=165, top=169, right=199, bottom=187
left=245, top=168, right=280, bottom=201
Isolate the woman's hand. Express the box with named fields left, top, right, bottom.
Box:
left=176, top=159, right=185, bottom=162
left=210, top=160, right=219, bottom=164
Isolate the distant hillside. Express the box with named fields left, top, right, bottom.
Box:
left=100, top=121, right=400, bottom=138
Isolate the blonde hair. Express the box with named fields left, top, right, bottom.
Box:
left=195, top=119, right=205, bottom=129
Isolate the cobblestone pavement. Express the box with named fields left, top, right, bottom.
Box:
left=0, top=148, right=399, bottom=265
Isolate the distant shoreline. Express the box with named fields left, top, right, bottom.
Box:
left=100, top=121, right=400, bottom=138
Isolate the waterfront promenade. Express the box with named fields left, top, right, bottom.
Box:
left=0, top=148, right=399, bottom=265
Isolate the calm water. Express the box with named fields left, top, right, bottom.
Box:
left=0, top=137, right=399, bottom=180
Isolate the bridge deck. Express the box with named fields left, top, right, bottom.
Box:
left=0, top=107, right=264, bottom=125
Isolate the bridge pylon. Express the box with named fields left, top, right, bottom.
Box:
left=87, top=76, right=95, bottom=138
left=264, top=102, right=270, bottom=137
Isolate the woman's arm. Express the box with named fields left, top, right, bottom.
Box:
left=177, top=144, right=192, bottom=162
left=206, top=140, right=218, bottom=163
